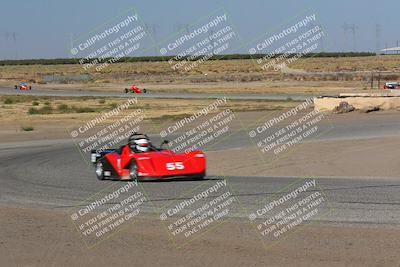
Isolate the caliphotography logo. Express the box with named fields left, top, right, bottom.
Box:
left=1, top=1, right=400, bottom=266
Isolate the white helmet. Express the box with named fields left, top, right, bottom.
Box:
left=134, top=138, right=150, bottom=152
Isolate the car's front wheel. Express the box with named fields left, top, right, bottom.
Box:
left=129, top=160, right=139, bottom=182
left=95, top=160, right=105, bottom=180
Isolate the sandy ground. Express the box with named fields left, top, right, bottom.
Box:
left=315, top=96, right=400, bottom=111
left=209, top=135, right=400, bottom=179
left=1, top=56, right=399, bottom=96
left=1, top=205, right=399, bottom=267
left=2, top=108, right=400, bottom=266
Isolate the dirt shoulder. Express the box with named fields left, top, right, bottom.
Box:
left=0, top=96, right=295, bottom=143
left=0, top=205, right=399, bottom=267
left=2, top=55, right=399, bottom=96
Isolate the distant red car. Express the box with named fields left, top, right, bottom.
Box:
left=91, top=133, right=206, bottom=181
left=14, top=83, right=31, bottom=91
left=124, top=85, right=147, bottom=94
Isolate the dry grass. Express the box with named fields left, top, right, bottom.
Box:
left=0, top=95, right=298, bottom=142
left=289, top=55, right=400, bottom=72
left=1, top=56, right=399, bottom=95
left=0, top=95, right=297, bottom=131
left=1, top=56, right=399, bottom=81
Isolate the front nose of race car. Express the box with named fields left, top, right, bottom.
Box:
left=136, top=151, right=206, bottom=178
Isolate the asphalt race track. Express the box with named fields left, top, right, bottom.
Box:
left=0, top=87, right=312, bottom=101
left=1, top=119, right=400, bottom=227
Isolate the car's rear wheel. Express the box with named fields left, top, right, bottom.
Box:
left=142, top=88, right=147, bottom=93
left=95, top=160, right=105, bottom=180
left=193, top=172, right=205, bottom=180
left=124, top=88, right=129, bottom=93
left=14, top=85, right=17, bottom=90
left=129, top=160, right=139, bottom=181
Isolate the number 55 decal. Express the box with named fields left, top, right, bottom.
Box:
left=166, top=162, right=185, bottom=170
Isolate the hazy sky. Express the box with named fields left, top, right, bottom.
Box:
left=0, top=0, right=399, bottom=59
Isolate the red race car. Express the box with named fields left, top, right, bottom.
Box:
left=91, top=133, right=206, bottom=181
left=14, top=83, right=32, bottom=91
left=124, top=85, right=147, bottom=94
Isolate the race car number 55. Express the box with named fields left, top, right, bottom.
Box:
left=166, top=162, right=185, bottom=170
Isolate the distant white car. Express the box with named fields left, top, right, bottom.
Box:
left=383, top=82, right=400, bottom=89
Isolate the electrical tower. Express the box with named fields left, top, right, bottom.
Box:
left=375, top=24, right=381, bottom=53
left=4, top=32, right=18, bottom=59
left=349, top=24, right=358, bottom=52
left=342, top=23, right=349, bottom=52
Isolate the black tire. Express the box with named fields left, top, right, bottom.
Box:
left=14, top=85, right=17, bottom=90
left=142, top=88, right=147, bottom=93
left=129, top=160, right=139, bottom=181
left=29, top=86, right=32, bottom=90
left=192, top=172, right=205, bottom=180
left=95, top=160, right=105, bottom=180
left=124, top=88, right=129, bottom=93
